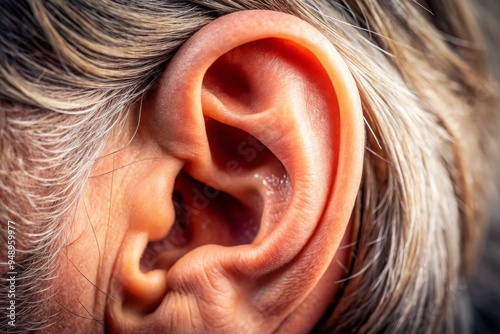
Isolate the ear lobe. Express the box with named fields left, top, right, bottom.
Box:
left=109, top=10, right=363, bottom=333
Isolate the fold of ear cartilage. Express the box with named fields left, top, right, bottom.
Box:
left=109, top=10, right=363, bottom=334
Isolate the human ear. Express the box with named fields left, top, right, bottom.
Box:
left=107, top=10, right=364, bottom=333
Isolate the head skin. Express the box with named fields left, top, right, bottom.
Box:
left=0, top=0, right=499, bottom=333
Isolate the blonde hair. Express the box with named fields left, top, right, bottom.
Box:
left=0, top=0, right=498, bottom=332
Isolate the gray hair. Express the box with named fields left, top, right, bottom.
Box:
left=1, top=0, right=498, bottom=332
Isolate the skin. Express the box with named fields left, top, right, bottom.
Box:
left=50, top=11, right=364, bottom=333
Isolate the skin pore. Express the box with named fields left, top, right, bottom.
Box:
left=48, top=11, right=363, bottom=333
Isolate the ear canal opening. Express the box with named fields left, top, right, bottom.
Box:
left=140, top=170, right=262, bottom=273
